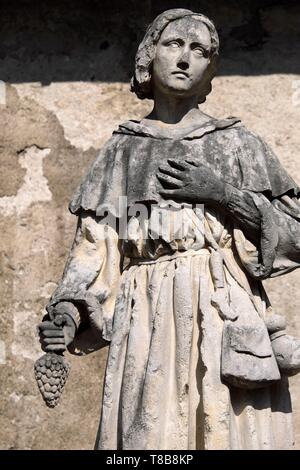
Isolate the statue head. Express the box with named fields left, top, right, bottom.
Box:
left=131, top=9, right=219, bottom=104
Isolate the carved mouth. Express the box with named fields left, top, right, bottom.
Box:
left=172, top=71, right=190, bottom=78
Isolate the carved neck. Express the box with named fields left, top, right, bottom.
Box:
left=149, top=90, right=200, bottom=125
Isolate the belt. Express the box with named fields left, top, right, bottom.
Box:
left=126, top=248, right=210, bottom=267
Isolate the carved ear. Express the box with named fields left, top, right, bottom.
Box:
left=198, top=54, right=219, bottom=104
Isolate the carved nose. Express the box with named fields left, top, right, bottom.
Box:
left=177, top=60, right=189, bottom=70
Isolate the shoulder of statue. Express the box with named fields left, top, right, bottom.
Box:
left=217, top=120, right=266, bottom=147
left=113, top=120, right=146, bottom=137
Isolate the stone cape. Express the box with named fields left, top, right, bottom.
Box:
left=69, top=117, right=300, bottom=218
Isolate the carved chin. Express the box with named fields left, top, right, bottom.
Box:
left=163, top=80, right=197, bottom=95
left=158, top=74, right=208, bottom=97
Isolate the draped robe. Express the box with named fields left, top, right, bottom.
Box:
left=47, top=117, right=300, bottom=449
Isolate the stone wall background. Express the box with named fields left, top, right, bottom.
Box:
left=0, top=0, right=300, bottom=449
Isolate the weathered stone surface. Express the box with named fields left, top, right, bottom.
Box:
left=1, top=0, right=300, bottom=450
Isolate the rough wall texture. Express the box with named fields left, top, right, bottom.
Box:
left=0, top=0, right=300, bottom=449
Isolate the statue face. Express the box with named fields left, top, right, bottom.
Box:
left=152, top=17, right=212, bottom=99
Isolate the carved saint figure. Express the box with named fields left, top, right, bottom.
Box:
left=39, top=9, right=300, bottom=449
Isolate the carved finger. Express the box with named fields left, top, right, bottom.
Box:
left=44, top=344, right=66, bottom=352
left=158, top=166, right=184, bottom=180
left=159, top=189, right=184, bottom=199
left=167, top=159, right=189, bottom=171
left=185, top=158, right=200, bottom=167
left=43, top=338, right=66, bottom=345
left=39, top=321, right=62, bottom=331
left=156, top=173, right=183, bottom=189
left=41, top=329, right=65, bottom=338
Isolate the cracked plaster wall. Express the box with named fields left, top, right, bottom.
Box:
left=1, top=0, right=300, bottom=450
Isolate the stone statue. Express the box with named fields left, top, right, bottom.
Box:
left=38, top=9, right=300, bottom=449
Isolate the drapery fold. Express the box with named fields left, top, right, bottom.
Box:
left=47, top=117, right=300, bottom=448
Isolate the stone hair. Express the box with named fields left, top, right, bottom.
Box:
left=130, top=8, right=219, bottom=102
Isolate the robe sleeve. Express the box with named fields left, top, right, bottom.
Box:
left=233, top=192, right=300, bottom=280
left=271, top=195, right=300, bottom=276
left=46, top=211, right=121, bottom=355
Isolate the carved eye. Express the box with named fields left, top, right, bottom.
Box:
left=193, top=47, right=205, bottom=56
left=167, top=41, right=181, bottom=48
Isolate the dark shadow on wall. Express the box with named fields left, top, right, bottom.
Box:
left=0, top=0, right=299, bottom=84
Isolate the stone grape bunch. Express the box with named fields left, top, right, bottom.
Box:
left=34, top=353, right=70, bottom=408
